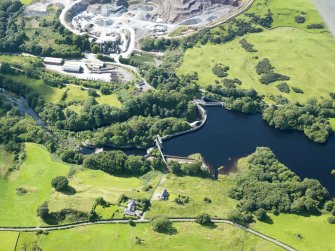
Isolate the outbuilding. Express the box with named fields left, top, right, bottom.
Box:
left=160, top=189, right=169, bottom=200
left=63, top=62, right=82, bottom=73
left=44, top=57, right=64, bottom=65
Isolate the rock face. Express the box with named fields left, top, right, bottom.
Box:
left=153, top=0, right=239, bottom=23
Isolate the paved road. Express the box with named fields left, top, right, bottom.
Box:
left=0, top=218, right=295, bottom=251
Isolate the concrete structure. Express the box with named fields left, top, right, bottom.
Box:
left=124, top=199, right=136, bottom=216
left=63, top=62, right=82, bottom=73
left=44, top=57, right=64, bottom=65
left=160, top=189, right=169, bottom=200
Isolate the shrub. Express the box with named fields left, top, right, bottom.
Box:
left=51, top=176, right=69, bottom=191
left=329, top=93, right=335, bottom=100
left=100, top=86, right=111, bottom=95
left=203, top=197, right=212, bottom=203
left=256, top=58, right=273, bottom=75
left=239, top=39, right=257, bottom=52
left=196, top=213, right=212, bottom=225
left=212, top=64, right=229, bottom=78
left=151, top=217, right=173, bottom=233
left=295, top=16, right=306, bottom=24
left=254, top=208, right=267, bottom=221
left=260, top=71, right=290, bottom=85
left=276, top=82, right=290, bottom=93
left=37, top=202, right=49, bottom=219
left=175, top=195, right=190, bottom=205
left=227, top=210, right=244, bottom=224
left=307, top=24, right=324, bottom=29
left=292, top=87, right=304, bottom=94
left=327, top=216, right=335, bottom=224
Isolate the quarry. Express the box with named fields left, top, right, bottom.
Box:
left=60, top=0, right=245, bottom=56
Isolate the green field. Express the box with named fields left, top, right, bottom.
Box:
left=147, top=174, right=237, bottom=218
left=0, top=143, right=69, bottom=226
left=177, top=0, right=335, bottom=103
left=0, top=143, right=163, bottom=225
left=1, top=74, right=65, bottom=103
left=0, top=146, right=15, bottom=177
left=253, top=213, right=335, bottom=251
left=20, top=0, right=33, bottom=5
left=0, top=232, right=19, bottom=251
left=12, top=222, right=282, bottom=251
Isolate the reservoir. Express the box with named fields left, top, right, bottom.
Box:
left=163, top=107, right=335, bottom=195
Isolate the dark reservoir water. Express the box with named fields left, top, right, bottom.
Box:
left=163, top=107, right=335, bottom=195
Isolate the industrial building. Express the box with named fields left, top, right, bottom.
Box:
left=63, top=62, right=83, bottom=73
left=44, top=57, right=64, bottom=65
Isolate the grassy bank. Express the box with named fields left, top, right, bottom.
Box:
left=13, top=222, right=282, bottom=251
left=0, top=143, right=69, bottom=226
left=146, top=174, right=237, bottom=218
left=253, top=213, right=335, bottom=251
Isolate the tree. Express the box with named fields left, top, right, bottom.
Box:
left=254, top=208, right=267, bottom=221
left=196, top=213, right=212, bottom=225
left=37, top=202, right=49, bottom=219
left=51, top=176, right=69, bottom=191
left=227, top=210, right=244, bottom=224
left=151, top=217, right=173, bottom=233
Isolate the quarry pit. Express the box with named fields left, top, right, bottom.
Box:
left=59, top=0, right=247, bottom=56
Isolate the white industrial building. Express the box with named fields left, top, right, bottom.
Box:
left=44, top=57, right=64, bottom=65
left=63, top=62, right=82, bottom=73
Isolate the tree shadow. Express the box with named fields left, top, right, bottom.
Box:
left=42, top=215, right=59, bottom=225
left=201, top=222, right=217, bottom=229
left=158, top=227, right=178, bottom=235
left=59, top=186, right=76, bottom=195
left=262, top=215, right=274, bottom=224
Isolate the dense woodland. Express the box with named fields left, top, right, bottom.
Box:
left=229, top=147, right=329, bottom=215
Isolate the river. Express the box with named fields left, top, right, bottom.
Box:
left=162, top=107, right=335, bottom=195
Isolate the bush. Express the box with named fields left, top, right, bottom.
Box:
left=37, top=202, right=50, bottom=219
left=276, top=82, right=290, bottom=93
left=212, top=64, right=229, bottom=78
left=227, top=210, right=244, bottom=224
left=51, top=176, right=69, bottom=191
left=196, top=213, right=212, bottom=225
left=256, top=58, right=273, bottom=75
left=151, top=217, right=173, bottom=233
left=100, top=86, right=111, bottom=95
left=307, top=24, right=324, bottom=29
left=175, top=195, right=190, bottom=205
left=327, top=216, right=335, bottom=224
left=254, top=208, right=267, bottom=221
left=239, top=39, right=257, bottom=52
left=329, top=93, right=335, bottom=100
left=203, top=197, right=212, bottom=203
left=295, top=16, right=306, bottom=24
left=260, top=71, right=290, bottom=85
left=292, top=87, right=304, bottom=94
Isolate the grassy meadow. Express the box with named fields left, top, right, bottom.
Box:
left=0, top=232, right=19, bottom=251
left=146, top=174, right=237, bottom=218
left=12, top=223, right=282, bottom=251
left=0, top=143, right=162, bottom=226
left=253, top=213, right=335, bottom=251
left=0, top=143, right=69, bottom=226
left=177, top=0, right=335, bottom=103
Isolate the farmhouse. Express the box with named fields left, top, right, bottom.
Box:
left=44, top=57, right=64, bottom=65
left=124, top=199, right=136, bottom=216
left=63, top=62, right=82, bottom=73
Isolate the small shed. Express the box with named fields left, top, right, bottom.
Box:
left=160, top=189, right=169, bottom=200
